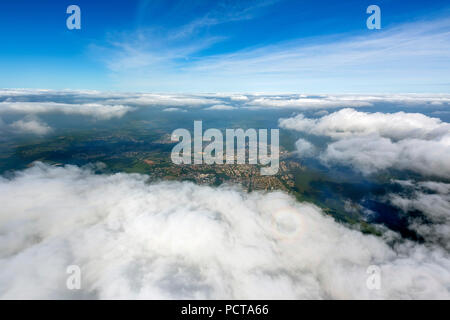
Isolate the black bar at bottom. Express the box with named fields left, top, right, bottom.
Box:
left=0, top=300, right=447, bottom=318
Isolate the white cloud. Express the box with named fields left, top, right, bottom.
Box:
left=10, top=116, right=52, bottom=135
left=280, top=109, right=450, bottom=178
left=228, top=95, right=249, bottom=101
left=247, top=97, right=372, bottom=109
left=246, top=94, right=450, bottom=110
left=280, top=108, right=450, bottom=139
left=295, top=139, right=317, bottom=158
left=0, top=89, right=225, bottom=109
left=205, top=104, right=237, bottom=110
left=0, top=89, right=133, bottom=101
left=320, top=135, right=450, bottom=177
left=2, top=90, right=450, bottom=113
left=0, top=163, right=449, bottom=299
left=0, top=102, right=132, bottom=120
left=106, top=94, right=223, bottom=107
left=324, top=94, right=450, bottom=107
left=162, top=107, right=186, bottom=112
left=194, top=93, right=250, bottom=101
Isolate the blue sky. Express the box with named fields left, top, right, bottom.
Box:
left=0, top=0, right=449, bottom=93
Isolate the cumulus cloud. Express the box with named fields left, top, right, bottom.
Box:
left=228, top=95, right=249, bottom=101
left=326, top=94, right=450, bottom=107
left=104, top=93, right=450, bottom=111
left=213, top=94, right=450, bottom=111
left=105, top=94, right=222, bottom=107
left=0, top=90, right=226, bottom=111
left=205, top=104, right=237, bottom=110
left=0, top=102, right=132, bottom=120
left=162, top=107, right=186, bottom=112
left=280, top=108, right=450, bottom=139
left=203, top=93, right=450, bottom=110
left=247, top=97, right=372, bottom=110
left=2, top=90, right=450, bottom=113
left=10, top=116, right=53, bottom=135
left=0, top=163, right=449, bottom=299
left=295, top=139, right=317, bottom=158
left=388, top=180, right=450, bottom=250
left=195, top=93, right=250, bottom=102
left=0, top=115, right=52, bottom=136
left=280, top=109, right=450, bottom=178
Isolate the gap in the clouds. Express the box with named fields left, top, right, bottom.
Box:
left=1, top=91, right=449, bottom=246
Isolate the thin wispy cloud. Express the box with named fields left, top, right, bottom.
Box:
left=99, top=16, right=450, bottom=92
left=168, top=0, right=277, bottom=40
left=100, top=0, right=278, bottom=75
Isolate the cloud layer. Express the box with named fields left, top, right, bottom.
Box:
left=0, top=101, right=132, bottom=120
left=3, top=89, right=450, bottom=112
left=280, top=108, right=450, bottom=178
left=0, top=163, right=449, bottom=299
